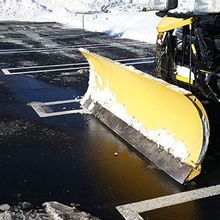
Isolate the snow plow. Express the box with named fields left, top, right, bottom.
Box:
left=80, top=0, right=220, bottom=183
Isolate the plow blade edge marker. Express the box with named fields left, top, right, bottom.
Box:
left=79, top=49, right=210, bottom=184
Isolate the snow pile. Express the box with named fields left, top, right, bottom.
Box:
left=36, top=0, right=128, bottom=13
left=0, top=0, right=195, bottom=44
left=0, top=201, right=100, bottom=220
left=44, top=201, right=101, bottom=220
left=0, top=0, right=159, bottom=43
left=78, top=11, right=160, bottom=43
left=0, top=0, right=54, bottom=21
left=0, top=0, right=196, bottom=47
left=0, top=0, right=197, bottom=43
left=0, top=0, right=146, bottom=19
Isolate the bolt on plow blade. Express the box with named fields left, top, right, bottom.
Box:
left=79, top=49, right=210, bottom=184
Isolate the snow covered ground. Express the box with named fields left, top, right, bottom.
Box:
left=0, top=0, right=160, bottom=44
left=0, top=0, right=196, bottom=43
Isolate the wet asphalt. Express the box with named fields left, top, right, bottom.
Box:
left=0, top=21, right=220, bottom=220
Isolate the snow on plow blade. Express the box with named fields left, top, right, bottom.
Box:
left=79, top=49, right=210, bottom=184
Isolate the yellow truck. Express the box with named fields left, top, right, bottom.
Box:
left=80, top=0, right=220, bottom=184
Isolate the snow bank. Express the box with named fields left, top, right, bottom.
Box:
left=0, top=0, right=145, bottom=18
left=74, top=11, right=160, bottom=43
left=0, top=0, right=159, bottom=44
left=0, top=0, right=199, bottom=44
left=0, top=0, right=54, bottom=21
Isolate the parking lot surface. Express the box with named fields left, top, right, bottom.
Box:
left=0, top=21, right=219, bottom=219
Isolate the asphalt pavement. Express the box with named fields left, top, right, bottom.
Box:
left=0, top=21, right=219, bottom=220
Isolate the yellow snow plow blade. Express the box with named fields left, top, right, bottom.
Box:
left=80, top=49, right=210, bottom=184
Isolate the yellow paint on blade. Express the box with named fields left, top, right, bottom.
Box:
left=157, top=16, right=194, bottom=33
left=80, top=49, right=209, bottom=169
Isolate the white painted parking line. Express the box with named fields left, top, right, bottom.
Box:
left=125, top=60, right=155, bottom=65
left=1, top=34, right=99, bottom=41
left=2, top=66, right=89, bottom=75
left=2, top=57, right=155, bottom=75
left=0, top=42, right=149, bottom=54
left=4, top=57, right=154, bottom=71
left=42, top=98, right=82, bottom=105
left=116, top=184, right=220, bottom=220
left=4, top=62, right=88, bottom=71
left=1, top=69, right=11, bottom=75
left=118, top=57, right=155, bottom=62
left=28, top=99, right=89, bottom=118
left=0, top=43, right=108, bottom=54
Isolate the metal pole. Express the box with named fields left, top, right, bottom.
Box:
left=82, top=14, right=85, bottom=31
